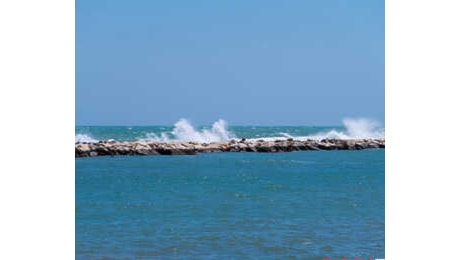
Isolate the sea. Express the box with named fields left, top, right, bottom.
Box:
left=76, top=119, right=385, bottom=259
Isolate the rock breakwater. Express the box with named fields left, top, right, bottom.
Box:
left=75, top=139, right=385, bottom=158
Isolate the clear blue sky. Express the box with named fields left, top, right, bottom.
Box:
left=76, top=0, right=384, bottom=126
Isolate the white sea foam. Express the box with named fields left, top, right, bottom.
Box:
left=139, top=119, right=236, bottom=143
left=341, top=117, right=384, bottom=139
left=78, top=118, right=384, bottom=143
left=248, top=118, right=385, bottom=141
left=279, top=132, right=295, bottom=139
left=140, top=132, right=171, bottom=142
left=75, top=134, right=98, bottom=143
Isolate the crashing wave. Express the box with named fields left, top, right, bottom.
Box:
left=138, top=119, right=236, bottom=143
left=247, top=118, right=384, bottom=141
left=75, top=134, right=98, bottom=143
left=76, top=117, right=384, bottom=143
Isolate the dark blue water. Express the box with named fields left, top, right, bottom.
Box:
left=76, top=149, right=384, bottom=259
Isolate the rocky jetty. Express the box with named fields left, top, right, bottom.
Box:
left=75, top=139, right=385, bottom=158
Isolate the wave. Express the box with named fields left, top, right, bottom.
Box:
left=75, top=134, right=98, bottom=143
left=76, top=118, right=384, bottom=143
left=138, top=119, right=236, bottom=143
left=254, top=118, right=384, bottom=141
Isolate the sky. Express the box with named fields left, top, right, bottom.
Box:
left=76, top=0, right=384, bottom=126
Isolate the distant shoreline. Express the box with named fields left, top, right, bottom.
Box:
left=75, top=139, right=385, bottom=158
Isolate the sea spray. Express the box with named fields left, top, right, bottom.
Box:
left=139, top=119, right=236, bottom=143
left=342, top=118, right=384, bottom=139
left=299, top=118, right=384, bottom=140
left=75, top=134, right=98, bottom=143
left=248, top=118, right=384, bottom=141
left=75, top=118, right=384, bottom=143
left=141, top=132, right=171, bottom=142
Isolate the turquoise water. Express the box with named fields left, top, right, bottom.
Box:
left=76, top=147, right=384, bottom=259
left=75, top=125, right=342, bottom=142
left=75, top=119, right=385, bottom=143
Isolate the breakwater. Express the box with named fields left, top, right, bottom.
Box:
left=75, top=139, right=385, bottom=157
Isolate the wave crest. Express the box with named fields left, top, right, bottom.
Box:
left=248, top=118, right=384, bottom=141
left=139, top=119, right=236, bottom=143
left=342, top=118, right=384, bottom=139
left=76, top=118, right=384, bottom=143
left=75, top=134, right=98, bottom=143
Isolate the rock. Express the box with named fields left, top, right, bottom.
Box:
left=245, top=145, right=257, bottom=152
left=75, top=139, right=385, bottom=157
left=367, top=143, right=380, bottom=149
left=133, top=143, right=152, bottom=155
left=76, top=143, right=91, bottom=153
left=305, top=144, right=321, bottom=151
left=114, top=145, right=133, bottom=155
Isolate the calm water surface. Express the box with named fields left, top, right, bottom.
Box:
left=76, top=149, right=384, bottom=259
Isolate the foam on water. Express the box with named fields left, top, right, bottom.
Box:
left=75, top=118, right=384, bottom=143
left=75, top=134, right=98, bottom=143
left=139, top=119, right=236, bottom=143
left=342, top=118, right=384, bottom=139
left=248, top=118, right=384, bottom=141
